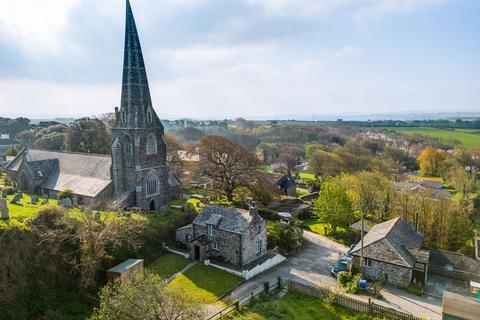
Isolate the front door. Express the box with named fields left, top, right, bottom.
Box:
left=149, top=200, right=156, bottom=211
left=194, top=245, right=200, bottom=260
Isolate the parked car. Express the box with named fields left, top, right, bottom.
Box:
left=330, top=260, right=349, bottom=278
left=342, top=252, right=353, bottom=262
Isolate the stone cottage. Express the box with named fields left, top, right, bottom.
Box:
left=175, top=205, right=267, bottom=268
left=351, top=217, right=430, bottom=287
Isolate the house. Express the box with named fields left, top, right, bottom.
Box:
left=351, top=217, right=430, bottom=287
left=175, top=205, right=267, bottom=268
left=261, top=172, right=297, bottom=196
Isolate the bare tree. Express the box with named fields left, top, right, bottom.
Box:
left=198, top=135, right=259, bottom=201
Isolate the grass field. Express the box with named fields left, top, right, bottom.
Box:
left=388, top=127, right=480, bottom=149
left=303, top=219, right=359, bottom=246
left=225, top=292, right=383, bottom=320
left=168, top=263, right=243, bottom=304
left=148, top=253, right=191, bottom=278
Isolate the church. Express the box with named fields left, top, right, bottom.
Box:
left=5, top=0, right=180, bottom=210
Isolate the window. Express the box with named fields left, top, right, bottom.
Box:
left=207, top=224, right=213, bottom=236
left=124, top=135, right=133, bottom=154
left=122, top=111, right=126, bottom=123
left=364, top=258, right=372, bottom=268
left=186, top=234, right=192, bottom=242
left=257, top=225, right=261, bottom=234
left=212, top=242, right=219, bottom=251
left=145, top=173, right=160, bottom=196
left=147, top=110, right=153, bottom=123
left=146, top=134, right=157, bottom=155
left=256, top=240, right=262, bottom=254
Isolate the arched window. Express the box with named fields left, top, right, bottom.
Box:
left=146, top=134, right=157, bottom=155
left=124, top=135, right=133, bottom=154
left=147, top=110, right=152, bottom=123
left=145, top=171, right=160, bottom=196
left=122, top=111, right=126, bottom=123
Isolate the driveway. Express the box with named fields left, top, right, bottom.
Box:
left=226, top=231, right=443, bottom=320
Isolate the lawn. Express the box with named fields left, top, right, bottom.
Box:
left=389, top=127, right=480, bottom=149
left=148, top=253, right=191, bottom=278
left=303, top=219, right=359, bottom=246
left=0, top=193, right=59, bottom=228
left=168, top=263, right=243, bottom=304
left=299, top=172, right=317, bottom=182
left=225, top=292, right=383, bottom=320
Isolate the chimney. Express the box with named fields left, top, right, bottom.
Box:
left=249, top=201, right=257, bottom=215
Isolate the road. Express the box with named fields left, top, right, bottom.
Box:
left=226, top=231, right=443, bottom=320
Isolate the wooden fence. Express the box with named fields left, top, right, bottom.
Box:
left=288, top=279, right=424, bottom=320
left=207, top=278, right=424, bottom=320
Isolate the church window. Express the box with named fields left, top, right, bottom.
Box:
left=124, top=135, right=133, bottom=154
left=145, top=172, right=160, bottom=196
left=146, top=134, right=157, bottom=155
left=147, top=110, right=153, bottom=123
left=122, top=111, right=126, bottom=123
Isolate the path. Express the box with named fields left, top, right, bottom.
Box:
left=224, top=231, right=442, bottom=320
left=165, top=261, right=197, bottom=283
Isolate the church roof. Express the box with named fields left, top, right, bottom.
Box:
left=6, top=149, right=112, bottom=198
left=116, top=0, right=163, bottom=129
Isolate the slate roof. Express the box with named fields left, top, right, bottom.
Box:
left=429, top=249, right=480, bottom=274
left=6, top=149, right=112, bottom=198
left=193, top=205, right=256, bottom=234
left=351, top=217, right=425, bottom=267
left=107, top=259, right=143, bottom=273
left=0, top=138, right=19, bottom=146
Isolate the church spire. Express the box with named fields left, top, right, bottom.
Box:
left=118, top=0, right=162, bottom=129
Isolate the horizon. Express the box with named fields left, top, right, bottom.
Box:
left=1, top=0, right=479, bottom=118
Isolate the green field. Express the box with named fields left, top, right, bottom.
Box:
left=388, top=127, right=480, bottom=149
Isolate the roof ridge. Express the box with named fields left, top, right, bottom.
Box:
left=29, top=148, right=111, bottom=158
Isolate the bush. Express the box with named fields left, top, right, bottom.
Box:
left=2, top=186, right=15, bottom=195
left=337, top=271, right=351, bottom=288
left=58, top=189, right=74, bottom=200
left=371, top=282, right=383, bottom=299
left=258, top=208, right=278, bottom=221
left=406, top=283, right=424, bottom=296
left=263, top=282, right=270, bottom=294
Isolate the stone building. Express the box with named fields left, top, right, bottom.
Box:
left=351, top=217, right=430, bottom=287
left=5, top=0, right=180, bottom=210
left=175, top=205, right=267, bottom=268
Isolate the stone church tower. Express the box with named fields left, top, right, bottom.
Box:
left=112, top=0, right=170, bottom=211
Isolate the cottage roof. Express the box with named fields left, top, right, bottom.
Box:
left=351, top=217, right=424, bottom=267
left=193, top=205, right=258, bottom=234
left=6, top=149, right=112, bottom=197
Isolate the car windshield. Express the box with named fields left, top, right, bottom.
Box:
left=335, top=261, right=348, bottom=270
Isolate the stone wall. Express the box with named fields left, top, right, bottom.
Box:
left=175, top=225, right=193, bottom=244
left=352, top=256, right=412, bottom=287
left=241, top=214, right=267, bottom=266
left=193, top=224, right=242, bottom=266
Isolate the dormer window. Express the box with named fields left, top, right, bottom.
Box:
left=207, top=224, right=213, bottom=236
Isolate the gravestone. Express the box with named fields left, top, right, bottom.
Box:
left=72, top=197, right=78, bottom=207
left=31, top=196, right=38, bottom=205
left=0, top=199, right=8, bottom=219
left=58, top=198, right=73, bottom=208
left=10, top=193, right=22, bottom=204
left=1, top=189, right=7, bottom=198
left=94, top=211, right=101, bottom=222
left=42, top=197, right=49, bottom=205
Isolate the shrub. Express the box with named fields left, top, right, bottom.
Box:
left=58, top=189, right=74, bottom=200
left=371, top=281, right=383, bottom=299
left=345, top=273, right=361, bottom=294
left=2, top=186, right=15, bottom=195
left=406, top=283, right=424, bottom=296
left=258, top=208, right=278, bottom=221
left=337, top=271, right=352, bottom=288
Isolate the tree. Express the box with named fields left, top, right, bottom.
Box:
left=312, top=182, right=354, bottom=233
left=198, top=135, right=259, bottom=201
left=276, top=145, right=304, bottom=174
left=90, top=272, right=203, bottom=320
left=33, top=132, right=66, bottom=150
left=65, top=118, right=111, bottom=154
left=448, top=166, right=476, bottom=198
left=267, top=220, right=303, bottom=256
left=309, top=150, right=343, bottom=178
left=3, top=146, right=18, bottom=156
left=417, top=147, right=445, bottom=177
left=164, top=133, right=184, bottom=177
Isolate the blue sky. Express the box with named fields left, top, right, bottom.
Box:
left=0, top=0, right=479, bottom=119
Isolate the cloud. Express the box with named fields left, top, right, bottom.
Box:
left=335, top=45, right=365, bottom=57
left=246, top=0, right=355, bottom=17
left=353, top=0, right=444, bottom=24
left=0, top=0, right=80, bottom=54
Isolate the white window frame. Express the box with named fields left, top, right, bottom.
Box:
left=212, top=242, right=219, bottom=251
left=256, top=240, right=261, bottom=254
left=207, top=224, right=213, bottom=236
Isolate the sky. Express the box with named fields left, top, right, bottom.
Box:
left=0, top=0, right=479, bottom=120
